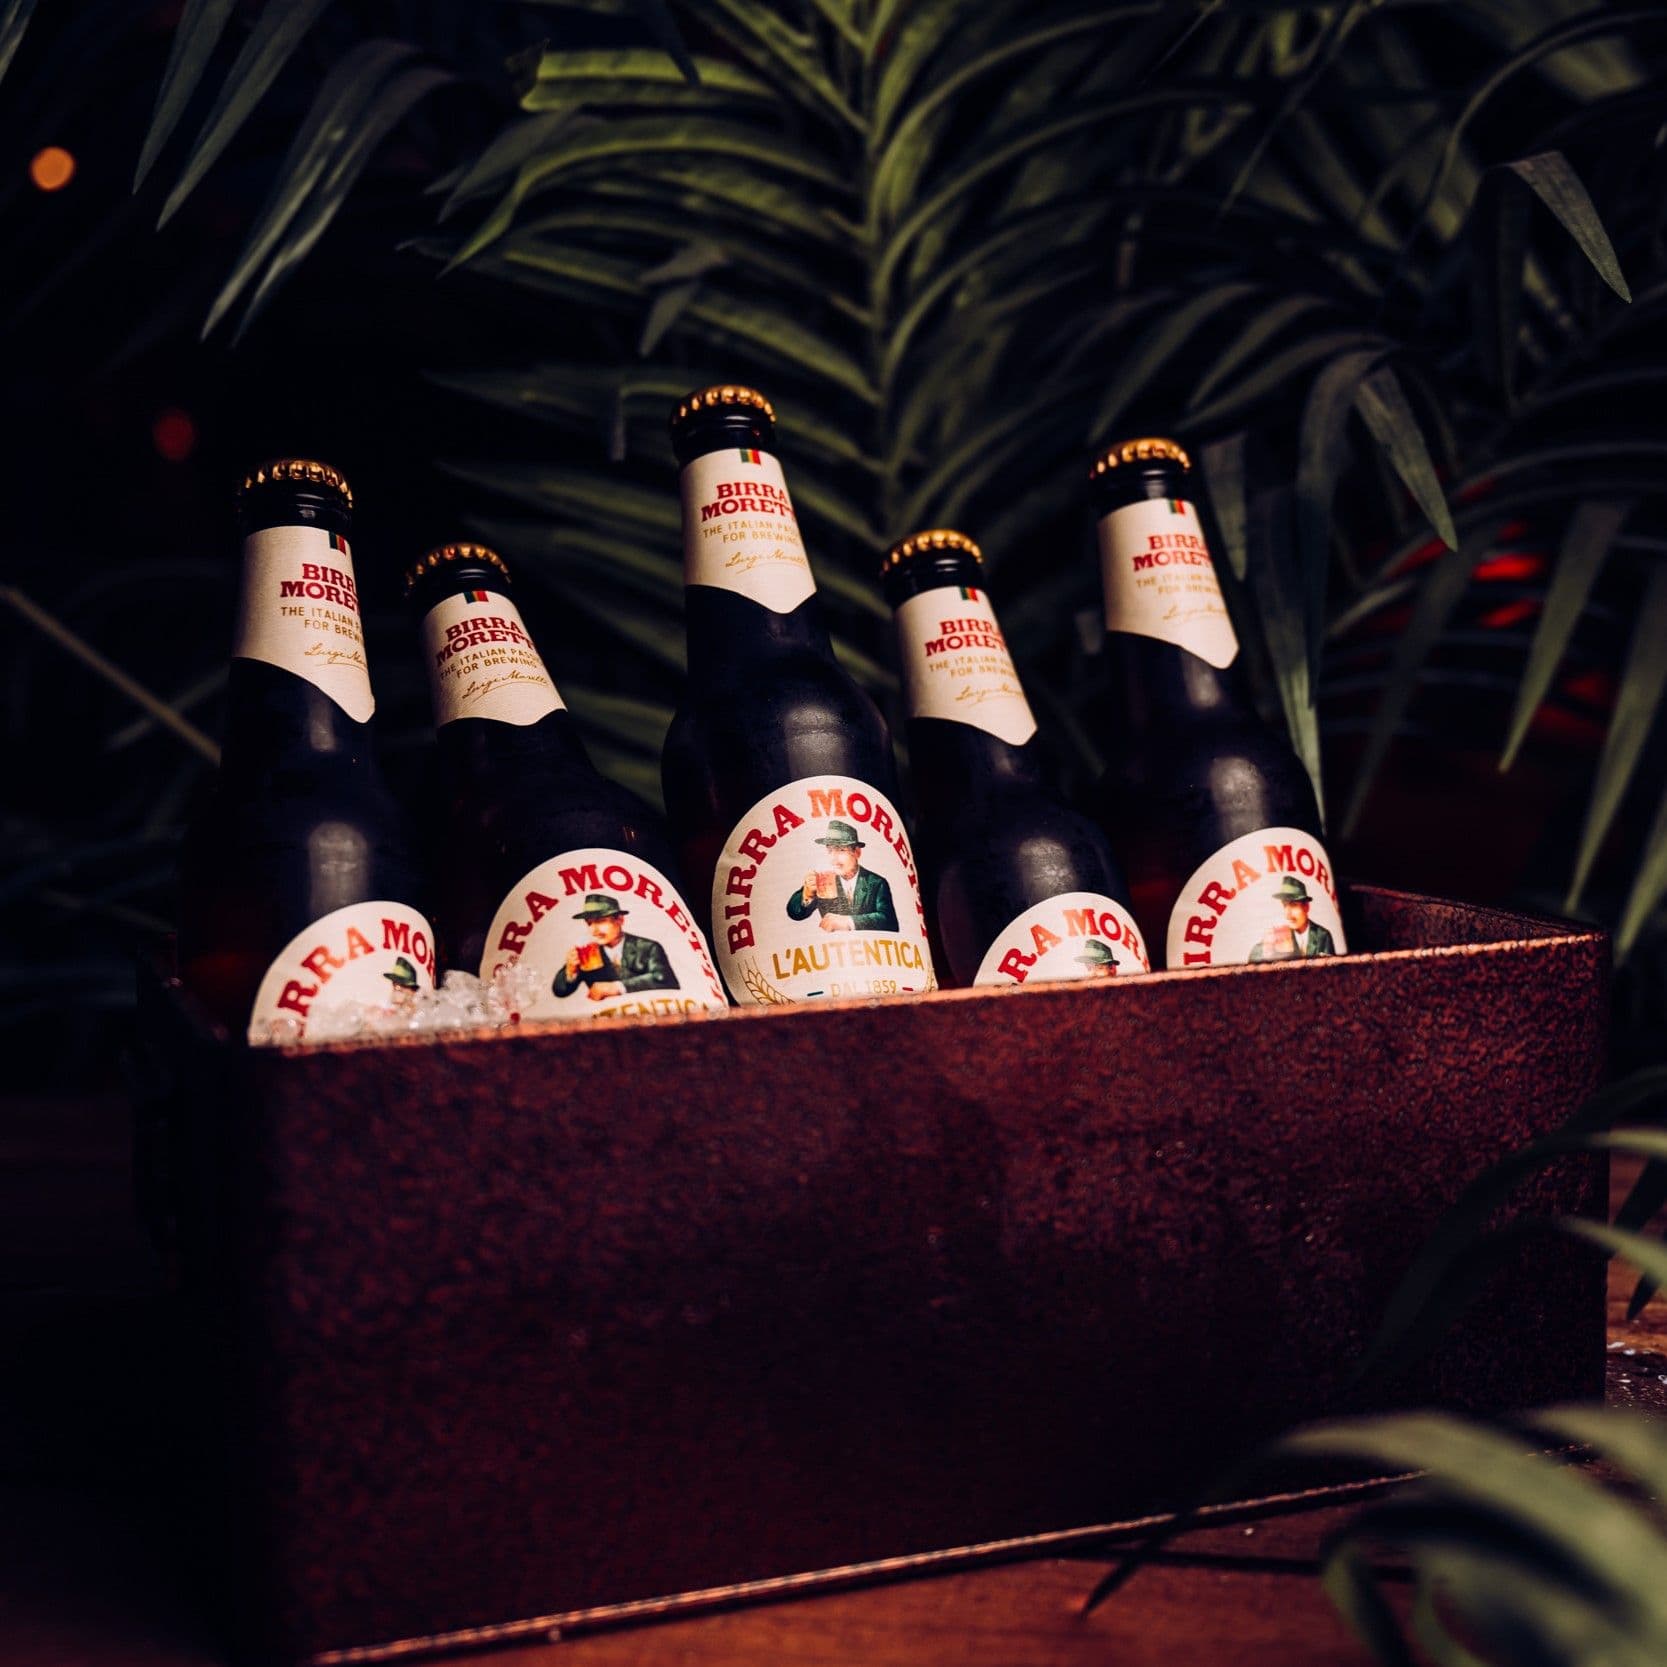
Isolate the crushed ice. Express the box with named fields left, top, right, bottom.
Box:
left=250, top=962, right=544, bottom=1048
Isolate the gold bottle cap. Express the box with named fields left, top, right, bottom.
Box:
left=402, top=541, right=512, bottom=597
left=670, top=383, right=777, bottom=430
left=1088, top=436, right=1191, bottom=480
left=239, top=457, right=353, bottom=508
left=880, top=527, right=983, bottom=577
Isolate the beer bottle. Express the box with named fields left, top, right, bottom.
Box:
left=405, top=542, right=727, bottom=1021
left=1089, top=437, right=1347, bottom=969
left=883, top=529, right=1148, bottom=987
left=177, top=460, right=436, bottom=1042
left=663, top=385, right=935, bottom=1005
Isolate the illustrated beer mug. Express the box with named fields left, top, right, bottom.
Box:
left=814, top=870, right=840, bottom=899
left=576, top=942, right=605, bottom=972
left=1259, top=926, right=1298, bottom=960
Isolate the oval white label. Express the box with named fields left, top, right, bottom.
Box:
left=248, top=900, right=436, bottom=1044
left=233, top=525, right=375, bottom=720
left=680, top=445, right=815, bottom=613
left=422, top=589, right=564, bottom=726
left=973, top=891, right=1150, bottom=986
left=1165, top=826, right=1347, bottom=968
left=1097, top=496, right=1239, bottom=669
left=894, top=585, right=1038, bottom=747
left=482, top=847, right=727, bottom=1022
left=712, top=775, right=936, bottom=1005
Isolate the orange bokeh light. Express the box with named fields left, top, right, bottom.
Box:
left=29, top=147, right=76, bottom=192
left=152, top=408, right=198, bottom=463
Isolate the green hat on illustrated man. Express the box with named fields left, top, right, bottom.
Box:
left=572, top=893, right=626, bottom=921
left=815, top=820, right=864, bottom=849
left=383, top=957, right=420, bottom=991
left=1075, top=939, right=1117, bottom=967
left=1273, top=876, right=1312, bottom=904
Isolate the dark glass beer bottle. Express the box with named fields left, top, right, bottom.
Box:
left=177, top=460, right=436, bottom=1042
left=662, top=384, right=934, bottom=1005
left=406, top=542, right=726, bottom=1021
left=1089, top=437, right=1347, bottom=969
left=882, top=528, right=1148, bottom=986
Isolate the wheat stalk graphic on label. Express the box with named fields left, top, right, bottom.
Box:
left=740, top=960, right=792, bottom=1005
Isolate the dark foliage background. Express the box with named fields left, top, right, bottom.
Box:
left=3, top=0, right=1666, bottom=1095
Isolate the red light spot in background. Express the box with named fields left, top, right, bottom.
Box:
left=1393, top=535, right=1446, bottom=576
left=1562, top=669, right=1617, bottom=708
left=1530, top=706, right=1608, bottom=749
left=1478, top=598, right=1540, bottom=630
left=152, top=408, right=197, bottom=463
left=29, top=147, right=76, bottom=191
left=1474, top=553, right=1546, bottom=583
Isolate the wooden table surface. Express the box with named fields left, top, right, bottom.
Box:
left=4, top=1093, right=1662, bottom=1667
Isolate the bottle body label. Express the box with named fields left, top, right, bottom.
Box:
left=973, top=891, right=1149, bottom=986
left=234, top=525, right=376, bottom=720
left=248, top=900, right=437, bottom=1044
left=422, top=589, right=563, bottom=726
left=482, top=848, right=727, bottom=1022
left=1097, top=497, right=1239, bottom=668
left=680, top=446, right=815, bottom=613
left=1165, top=826, right=1347, bottom=968
left=894, top=585, right=1038, bottom=746
left=712, top=776, right=936, bottom=1004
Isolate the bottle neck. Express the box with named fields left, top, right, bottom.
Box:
left=1091, top=463, right=1248, bottom=722
left=418, top=572, right=566, bottom=728
left=887, top=560, right=1043, bottom=797
left=409, top=564, right=592, bottom=779
left=435, top=705, right=593, bottom=784
left=682, top=585, right=834, bottom=681
left=224, top=514, right=375, bottom=762
left=677, top=434, right=831, bottom=675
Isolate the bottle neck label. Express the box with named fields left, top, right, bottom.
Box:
left=894, top=585, right=1038, bottom=746
left=974, top=890, right=1149, bottom=987
left=482, top=847, right=727, bottom=1021
left=247, top=900, right=436, bottom=1045
left=421, top=589, right=564, bottom=726
left=1097, top=496, right=1239, bottom=668
left=1165, top=825, right=1348, bottom=968
left=680, top=445, right=816, bottom=613
left=712, top=774, right=935, bottom=1004
left=233, top=525, right=376, bottom=721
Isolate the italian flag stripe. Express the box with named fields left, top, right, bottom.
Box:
left=329, top=531, right=349, bottom=552
left=738, top=447, right=762, bottom=464
left=960, top=586, right=981, bottom=601
left=463, top=589, right=490, bottom=603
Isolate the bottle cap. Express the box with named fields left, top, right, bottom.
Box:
left=880, top=527, right=983, bottom=578
left=670, top=384, right=777, bottom=432
left=403, top=541, right=512, bottom=597
left=239, top=458, right=353, bottom=509
left=1088, top=436, right=1191, bottom=480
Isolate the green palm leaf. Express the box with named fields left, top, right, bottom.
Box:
left=1341, top=532, right=1489, bottom=840
left=1617, top=786, right=1667, bottom=960
left=0, top=0, right=40, bottom=88
left=201, top=39, right=420, bottom=336
left=1499, top=499, right=1632, bottom=771
left=157, top=0, right=338, bottom=228
left=231, top=63, right=453, bottom=336
left=520, top=50, right=768, bottom=110
left=620, top=0, right=701, bottom=85
left=455, top=115, right=850, bottom=267
left=132, top=0, right=236, bottom=188
left=1564, top=567, right=1667, bottom=910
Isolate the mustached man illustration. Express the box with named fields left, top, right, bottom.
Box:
left=554, top=893, right=680, bottom=1001
left=786, top=819, right=898, bottom=933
